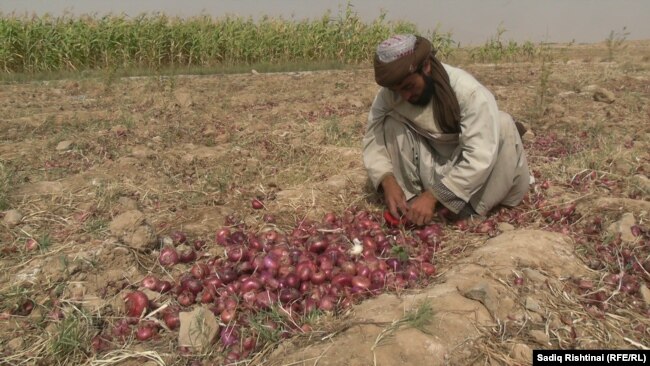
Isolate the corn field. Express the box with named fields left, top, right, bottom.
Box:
left=0, top=7, right=458, bottom=74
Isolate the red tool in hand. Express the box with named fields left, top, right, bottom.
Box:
left=383, top=210, right=412, bottom=228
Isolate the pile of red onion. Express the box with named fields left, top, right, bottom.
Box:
left=93, top=196, right=650, bottom=359
left=96, top=208, right=444, bottom=358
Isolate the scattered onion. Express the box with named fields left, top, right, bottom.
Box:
left=158, top=246, right=179, bottom=267
left=124, top=291, right=149, bottom=318
left=220, top=326, right=239, bottom=347
left=163, top=310, right=180, bottom=330
left=136, top=322, right=157, bottom=341
left=141, top=275, right=160, bottom=291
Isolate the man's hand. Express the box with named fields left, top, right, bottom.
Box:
left=381, top=175, right=409, bottom=219
left=406, top=190, right=437, bottom=226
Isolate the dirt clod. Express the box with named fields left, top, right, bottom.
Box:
left=178, top=306, right=219, bottom=352
left=2, top=209, right=23, bottom=227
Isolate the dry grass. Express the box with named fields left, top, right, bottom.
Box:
left=0, top=39, right=649, bottom=365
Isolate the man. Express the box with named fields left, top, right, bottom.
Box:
left=363, top=34, right=530, bottom=226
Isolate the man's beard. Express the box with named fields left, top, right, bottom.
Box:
left=410, top=74, right=435, bottom=106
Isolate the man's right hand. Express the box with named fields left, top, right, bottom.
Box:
left=381, top=175, right=409, bottom=219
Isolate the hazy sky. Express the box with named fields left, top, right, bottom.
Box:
left=1, top=0, right=648, bottom=45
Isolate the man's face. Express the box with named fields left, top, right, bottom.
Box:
left=392, top=70, right=434, bottom=106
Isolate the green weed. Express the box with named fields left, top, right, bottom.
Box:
left=48, top=308, right=95, bottom=364
left=0, top=161, right=11, bottom=210
left=605, top=27, right=630, bottom=62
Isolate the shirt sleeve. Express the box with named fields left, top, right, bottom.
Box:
left=440, top=85, right=501, bottom=202
left=362, top=89, right=395, bottom=190
left=429, top=181, right=467, bottom=214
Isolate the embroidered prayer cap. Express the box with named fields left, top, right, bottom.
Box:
left=373, top=34, right=432, bottom=88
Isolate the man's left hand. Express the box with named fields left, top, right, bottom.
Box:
left=406, top=190, right=438, bottom=226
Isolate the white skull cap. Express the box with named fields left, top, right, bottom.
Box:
left=376, top=34, right=417, bottom=63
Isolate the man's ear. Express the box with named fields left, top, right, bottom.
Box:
left=423, top=58, right=432, bottom=74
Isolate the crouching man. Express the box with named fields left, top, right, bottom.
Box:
left=363, top=34, right=530, bottom=225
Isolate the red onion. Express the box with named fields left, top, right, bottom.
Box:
left=362, top=236, right=377, bottom=250
left=263, top=230, right=279, bottom=244
left=251, top=198, right=264, bottom=209
left=25, top=238, right=39, bottom=251
left=249, top=238, right=263, bottom=251
left=227, top=246, right=246, bottom=262
left=225, top=282, right=240, bottom=295
left=141, top=275, right=160, bottom=291
left=91, top=335, right=111, bottom=353
left=163, top=311, right=180, bottom=330
left=308, top=239, right=329, bottom=254
left=264, top=276, right=280, bottom=290
left=304, top=298, right=318, bottom=313
left=181, top=278, right=203, bottom=295
left=215, top=228, right=231, bottom=246
left=279, top=288, right=301, bottom=303
left=296, top=263, right=312, bottom=281
left=283, top=273, right=301, bottom=289
left=385, top=258, right=401, bottom=272
left=220, top=270, right=239, bottom=284
left=351, top=276, right=371, bottom=289
left=112, top=319, right=132, bottom=339
left=318, top=296, right=336, bottom=311
left=177, top=291, right=196, bottom=307
left=255, top=291, right=277, bottom=309
left=318, top=256, right=334, bottom=271
left=178, top=248, right=197, bottom=263
left=158, top=246, right=179, bottom=267
left=49, top=308, right=64, bottom=320
left=242, top=336, right=257, bottom=351
left=221, top=308, right=237, bottom=323
left=270, top=246, right=289, bottom=260
left=191, top=264, right=210, bottom=280
left=223, top=296, right=238, bottom=310
left=405, top=266, right=420, bottom=281
left=226, top=351, right=241, bottom=362
left=370, top=269, right=387, bottom=286
left=323, top=212, right=337, bottom=225
left=300, top=281, right=312, bottom=293
left=230, top=231, right=246, bottom=245
left=193, top=239, right=206, bottom=251
left=340, top=261, right=356, bottom=275
left=220, top=326, right=239, bottom=347
left=124, top=291, right=149, bottom=318
left=200, top=291, right=214, bottom=304
left=363, top=248, right=377, bottom=259
left=169, top=230, right=187, bottom=245
left=136, top=322, right=157, bottom=341
left=242, top=290, right=257, bottom=306
left=323, top=268, right=333, bottom=280
left=454, top=220, right=469, bottom=231
left=356, top=263, right=370, bottom=277
left=331, top=273, right=353, bottom=288
left=240, top=278, right=262, bottom=293
left=576, top=278, right=593, bottom=290
left=263, top=254, right=280, bottom=271
left=16, top=299, right=34, bottom=316
left=276, top=265, right=293, bottom=279
left=421, top=263, right=436, bottom=276
left=311, top=271, right=327, bottom=285
left=157, top=280, right=173, bottom=293
left=561, top=203, right=577, bottom=217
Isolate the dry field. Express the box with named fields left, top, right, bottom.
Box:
left=0, top=41, right=649, bottom=365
